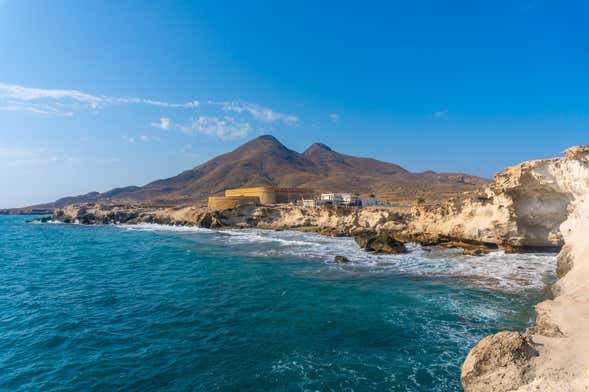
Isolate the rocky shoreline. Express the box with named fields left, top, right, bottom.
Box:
left=50, top=145, right=589, bottom=391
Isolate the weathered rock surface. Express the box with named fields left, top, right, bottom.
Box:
left=354, top=232, right=407, bottom=254
left=461, top=331, right=538, bottom=392
left=439, top=241, right=493, bottom=256
left=461, top=145, right=589, bottom=392
left=334, top=255, right=350, bottom=263
left=53, top=204, right=204, bottom=226
left=54, top=203, right=409, bottom=236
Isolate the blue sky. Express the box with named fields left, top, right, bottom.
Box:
left=1, top=0, right=587, bottom=208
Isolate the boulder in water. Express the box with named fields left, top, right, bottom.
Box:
left=354, top=232, right=407, bottom=254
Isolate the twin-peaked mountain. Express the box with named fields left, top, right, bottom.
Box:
left=32, top=135, right=489, bottom=209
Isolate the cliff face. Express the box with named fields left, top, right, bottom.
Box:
left=460, top=146, right=589, bottom=391
left=407, top=155, right=579, bottom=251
left=53, top=203, right=408, bottom=236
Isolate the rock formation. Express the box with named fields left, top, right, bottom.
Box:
left=53, top=203, right=409, bottom=235
left=334, top=255, right=350, bottom=263
left=353, top=232, right=407, bottom=254
left=459, top=145, right=589, bottom=391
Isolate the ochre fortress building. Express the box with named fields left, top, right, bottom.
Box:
left=208, top=186, right=314, bottom=209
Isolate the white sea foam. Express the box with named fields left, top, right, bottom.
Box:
left=45, top=220, right=64, bottom=224
left=31, top=219, right=63, bottom=224
left=112, top=224, right=555, bottom=292
left=118, top=223, right=213, bottom=233
left=212, top=229, right=556, bottom=293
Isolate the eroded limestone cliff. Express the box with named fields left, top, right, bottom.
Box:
left=460, top=146, right=589, bottom=391
left=53, top=203, right=408, bottom=235
left=407, top=156, right=573, bottom=252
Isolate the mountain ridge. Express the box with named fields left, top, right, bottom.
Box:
left=7, top=134, right=490, bottom=212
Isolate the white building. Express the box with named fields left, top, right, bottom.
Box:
left=320, top=193, right=360, bottom=207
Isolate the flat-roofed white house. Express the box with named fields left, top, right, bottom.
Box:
left=320, top=193, right=360, bottom=207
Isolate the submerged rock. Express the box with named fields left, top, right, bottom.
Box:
left=354, top=232, right=407, bottom=254
left=440, top=241, right=493, bottom=256
left=334, top=255, right=350, bottom=263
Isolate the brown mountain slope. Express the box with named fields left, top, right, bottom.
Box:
left=11, top=134, right=490, bottom=212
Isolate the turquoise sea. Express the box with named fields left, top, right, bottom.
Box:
left=0, top=215, right=556, bottom=391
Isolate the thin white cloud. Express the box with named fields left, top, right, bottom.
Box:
left=151, top=117, right=171, bottom=130
left=1, top=82, right=301, bottom=142
left=434, top=110, right=448, bottom=118
left=157, top=116, right=253, bottom=140
left=122, top=135, right=160, bottom=143
left=210, top=101, right=299, bottom=125
left=114, top=97, right=199, bottom=109
left=0, top=82, right=200, bottom=116
left=328, top=113, right=340, bottom=122
left=189, top=116, right=252, bottom=140
left=0, top=83, right=102, bottom=103
left=0, top=102, right=73, bottom=117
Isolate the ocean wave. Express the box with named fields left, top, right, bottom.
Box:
left=117, top=223, right=213, bottom=233
left=102, top=223, right=555, bottom=293
left=30, top=219, right=63, bottom=224
left=209, top=229, right=556, bottom=293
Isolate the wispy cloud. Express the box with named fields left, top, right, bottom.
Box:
left=2, top=82, right=301, bottom=142
left=0, top=82, right=200, bottom=116
left=154, top=116, right=253, bottom=140
left=150, top=117, right=171, bottom=130
left=188, top=116, right=252, bottom=140
left=210, top=101, right=299, bottom=125
left=328, top=113, right=340, bottom=122
left=0, top=102, right=73, bottom=117
left=122, top=135, right=160, bottom=143
left=434, top=110, right=448, bottom=118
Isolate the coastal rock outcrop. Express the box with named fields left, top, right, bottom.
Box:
left=461, top=331, right=538, bottom=391
left=460, top=145, right=589, bottom=391
left=439, top=241, right=493, bottom=256
left=52, top=203, right=409, bottom=236
left=53, top=204, right=204, bottom=226
left=354, top=232, right=407, bottom=254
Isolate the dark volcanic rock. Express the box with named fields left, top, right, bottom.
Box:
left=334, top=255, right=350, bottom=263
left=354, top=232, right=407, bottom=254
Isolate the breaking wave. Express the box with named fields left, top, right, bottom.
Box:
left=119, top=225, right=556, bottom=293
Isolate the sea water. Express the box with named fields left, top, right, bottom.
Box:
left=0, top=215, right=556, bottom=391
